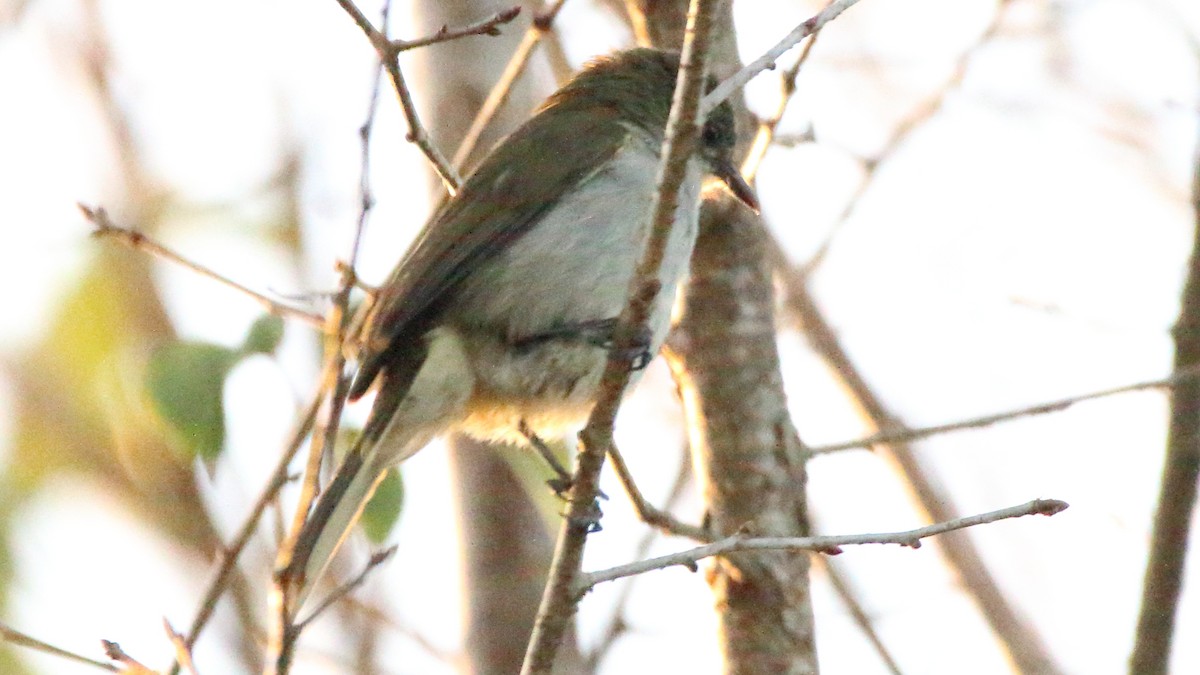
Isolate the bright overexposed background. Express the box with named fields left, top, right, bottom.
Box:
left=2, top=0, right=1199, bottom=673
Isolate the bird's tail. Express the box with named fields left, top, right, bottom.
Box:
left=287, top=444, right=386, bottom=609
left=284, top=327, right=475, bottom=609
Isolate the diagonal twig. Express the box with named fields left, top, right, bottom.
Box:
left=167, top=390, right=322, bottom=675
left=452, top=0, right=570, bottom=171
left=82, top=205, right=326, bottom=329
left=741, top=25, right=822, bottom=182
left=296, top=547, right=397, bottom=630
left=0, top=622, right=118, bottom=672
left=701, top=0, right=866, bottom=115
left=393, top=6, right=521, bottom=52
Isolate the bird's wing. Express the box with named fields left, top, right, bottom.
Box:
left=350, top=104, right=631, bottom=400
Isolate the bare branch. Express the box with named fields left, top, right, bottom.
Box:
left=772, top=235, right=1066, bottom=674
left=701, top=0, right=866, bottom=115
left=100, top=640, right=154, bottom=674
left=606, top=442, right=709, bottom=541
left=1131, top=94, right=1200, bottom=673
left=452, top=0, right=569, bottom=171
left=0, top=622, right=118, bottom=672
left=297, top=547, right=398, bottom=630
left=520, top=1, right=723, bottom=672
left=393, top=7, right=521, bottom=52
left=331, top=0, right=462, bottom=193
left=808, top=362, right=1200, bottom=455
left=578, top=499, right=1069, bottom=591
left=82, top=204, right=326, bottom=329
left=741, top=28, right=821, bottom=182
left=163, top=619, right=200, bottom=675
left=168, top=390, right=321, bottom=675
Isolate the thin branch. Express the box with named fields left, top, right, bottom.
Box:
left=807, top=362, right=1200, bottom=455
left=701, top=0, right=865, bottom=116
left=771, top=235, right=1067, bottom=673
left=452, top=0, right=569, bottom=171
left=583, top=449, right=693, bottom=672
left=296, top=547, right=398, bottom=630
left=578, top=499, right=1068, bottom=591
left=331, top=0, right=462, bottom=193
left=100, top=640, right=154, bottom=674
left=741, top=28, right=821, bottom=182
left=266, top=296, right=355, bottom=674
left=520, top=1, right=722, bottom=672
left=0, top=622, right=118, bottom=672
left=163, top=619, right=200, bottom=675
left=814, top=556, right=905, bottom=675
left=347, top=0, right=394, bottom=274
left=167, top=391, right=321, bottom=675
left=606, top=442, right=709, bottom=541
left=81, top=205, right=326, bottom=329
left=266, top=6, right=403, bottom=669
left=801, top=0, right=1015, bottom=276
left=393, top=7, right=521, bottom=52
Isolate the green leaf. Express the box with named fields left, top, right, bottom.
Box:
left=241, top=314, right=285, bottom=355
left=361, top=469, right=404, bottom=543
left=145, top=342, right=239, bottom=461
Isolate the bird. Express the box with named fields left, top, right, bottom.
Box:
left=287, top=47, right=758, bottom=604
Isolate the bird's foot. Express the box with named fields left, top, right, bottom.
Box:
left=567, top=498, right=604, bottom=533
left=519, top=421, right=608, bottom=500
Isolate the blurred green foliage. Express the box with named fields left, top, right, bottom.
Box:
left=360, top=469, right=405, bottom=544
left=144, top=313, right=284, bottom=462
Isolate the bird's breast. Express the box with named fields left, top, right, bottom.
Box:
left=449, top=142, right=705, bottom=442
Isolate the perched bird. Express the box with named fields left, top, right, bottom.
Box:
left=290, top=47, right=757, bottom=600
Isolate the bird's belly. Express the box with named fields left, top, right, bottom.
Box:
left=456, top=333, right=607, bottom=444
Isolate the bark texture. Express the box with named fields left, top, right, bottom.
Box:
left=669, top=201, right=818, bottom=675
left=630, top=1, right=820, bottom=671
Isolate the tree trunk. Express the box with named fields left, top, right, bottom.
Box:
left=630, top=1, right=820, bottom=672
left=1130, top=115, right=1200, bottom=675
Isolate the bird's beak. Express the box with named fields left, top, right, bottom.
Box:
left=713, top=158, right=760, bottom=213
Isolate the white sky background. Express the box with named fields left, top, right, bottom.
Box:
left=1, top=0, right=1199, bottom=673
